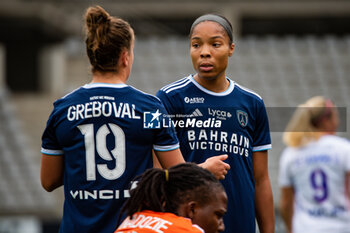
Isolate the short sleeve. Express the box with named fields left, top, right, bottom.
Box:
left=252, top=99, right=271, bottom=152
left=152, top=100, right=179, bottom=152
left=41, top=107, right=64, bottom=155
left=278, top=148, right=293, bottom=187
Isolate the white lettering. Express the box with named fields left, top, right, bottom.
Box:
left=67, top=106, right=76, bottom=121
left=70, top=190, right=79, bottom=199
left=178, top=120, right=184, bottom=128
left=113, top=102, right=122, bottom=117
left=185, top=130, right=251, bottom=157
left=121, top=215, right=172, bottom=233
left=102, top=102, right=112, bottom=117
left=92, top=101, right=102, bottom=117
left=244, top=137, right=249, bottom=148
left=67, top=101, right=141, bottom=121
left=100, top=190, right=113, bottom=199
left=198, top=130, right=207, bottom=141
left=121, top=103, right=131, bottom=118
left=230, top=134, right=238, bottom=144
left=215, top=143, right=221, bottom=151
left=76, top=104, right=84, bottom=120
left=84, top=190, right=97, bottom=199
left=85, top=102, right=92, bottom=118
left=132, top=104, right=141, bottom=119
left=186, top=118, right=196, bottom=127
left=124, top=190, right=130, bottom=198
left=221, top=131, right=228, bottom=143
left=69, top=189, right=128, bottom=200
left=188, top=130, right=195, bottom=141
left=210, top=130, right=218, bottom=141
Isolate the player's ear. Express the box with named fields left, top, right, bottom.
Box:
left=120, top=49, right=130, bottom=67
left=184, top=201, right=197, bottom=220
left=229, top=42, right=235, bottom=57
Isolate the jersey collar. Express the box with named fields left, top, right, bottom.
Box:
left=189, top=75, right=235, bottom=96
left=82, top=83, right=128, bottom=89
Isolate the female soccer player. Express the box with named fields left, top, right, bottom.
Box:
left=156, top=14, right=274, bottom=233
left=40, top=6, right=185, bottom=233
left=279, top=96, right=350, bottom=233
left=115, top=163, right=227, bottom=233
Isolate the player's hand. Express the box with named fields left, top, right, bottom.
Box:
left=199, top=154, right=230, bottom=180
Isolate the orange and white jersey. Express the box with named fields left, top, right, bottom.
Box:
left=115, top=210, right=204, bottom=233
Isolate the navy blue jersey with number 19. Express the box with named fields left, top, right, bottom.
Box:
left=156, top=75, right=271, bottom=233
left=41, top=83, right=179, bottom=233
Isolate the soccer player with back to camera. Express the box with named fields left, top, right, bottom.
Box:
left=279, top=96, right=350, bottom=233
left=115, top=163, right=227, bottom=233
left=156, top=14, right=275, bottom=233
left=39, top=6, right=188, bottom=233
left=40, top=6, right=229, bottom=233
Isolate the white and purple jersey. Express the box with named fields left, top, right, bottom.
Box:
left=156, top=75, right=271, bottom=233
left=41, top=83, right=179, bottom=233
left=279, top=135, right=350, bottom=233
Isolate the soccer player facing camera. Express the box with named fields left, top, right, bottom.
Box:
left=156, top=14, right=275, bottom=233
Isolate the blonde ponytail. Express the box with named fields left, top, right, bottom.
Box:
left=283, top=96, right=331, bottom=147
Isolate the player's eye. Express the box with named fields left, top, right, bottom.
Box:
left=216, top=211, right=225, bottom=218
left=213, top=42, right=221, bottom=47
left=192, top=43, right=200, bottom=48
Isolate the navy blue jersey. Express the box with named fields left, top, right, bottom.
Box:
left=156, top=75, right=271, bottom=233
left=41, top=83, right=179, bottom=233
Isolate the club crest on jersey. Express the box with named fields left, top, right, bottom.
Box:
left=237, top=110, right=248, bottom=127
left=143, top=109, right=162, bottom=129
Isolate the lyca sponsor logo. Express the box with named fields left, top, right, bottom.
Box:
left=208, top=108, right=232, bottom=120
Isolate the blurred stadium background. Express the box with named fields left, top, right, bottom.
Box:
left=0, top=0, right=349, bottom=232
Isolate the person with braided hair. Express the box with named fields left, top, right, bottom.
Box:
left=115, top=163, right=228, bottom=233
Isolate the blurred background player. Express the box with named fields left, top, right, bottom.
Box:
left=40, top=6, right=185, bottom=233
left=115, top=163, right=227, bottom=233
left=156, top=14, right=274, bottom=233
left=279, top=96, right=350, bottom=233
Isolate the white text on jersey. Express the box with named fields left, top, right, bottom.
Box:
left=70, top=189, right=130, bottom=200
left=188, top=129, right=250, bottom=157
left=118, top=214, right=172, bottom=233
left=67, top=101, right=141, bottom=121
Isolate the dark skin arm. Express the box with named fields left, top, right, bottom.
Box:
left=153, top=150, right=230, bottom=180
left=40, top=154, right=64, bottom=192
left=253, top=151, right=275, bottom=233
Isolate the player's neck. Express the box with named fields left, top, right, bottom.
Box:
left=315, top=131, right=336, bottom=141
left=194, top=74, right=229, bottom=93
left=91, top=71, right=128, bottom=84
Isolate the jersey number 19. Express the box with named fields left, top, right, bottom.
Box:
left=78, top=123, right=126, bottom=181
